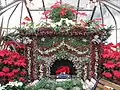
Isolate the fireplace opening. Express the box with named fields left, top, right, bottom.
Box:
left=50, top=59, right=77, bottom=75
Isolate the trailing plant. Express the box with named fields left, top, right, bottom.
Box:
left=25, top=78, right=83, bottom=90
left=0, top=81, right=25, bottom=90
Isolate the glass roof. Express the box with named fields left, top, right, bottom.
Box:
left=0, top=0, right=120, bottom=43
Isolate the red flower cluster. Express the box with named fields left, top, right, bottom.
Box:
left=56, top=66, right=70, bottom=75
left=101, top=42, right=120, bottom=84
left=24, top=16, right=31, bottom=21
left=103, top=61, right=115, bottom=68
left=42, top=2, right=87, bottom=20
left=0, top=50, right=27, bottom=84
left=21, top=16, right=31, bottom=26
left=102, top=72, right=112, bottom=78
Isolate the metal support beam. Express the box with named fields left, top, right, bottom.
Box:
left=99, top=0, right=120, bottom=13
left=0, top=0, right=24, bottom=16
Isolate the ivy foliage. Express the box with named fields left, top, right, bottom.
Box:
left=25, top=78, right=83, bottom=90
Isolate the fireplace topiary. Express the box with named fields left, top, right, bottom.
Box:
left=3, top=1, right=113, bottom=82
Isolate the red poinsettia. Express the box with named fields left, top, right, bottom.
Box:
left=0, top=50, right=27, bottom=84
left=103, top=61, right=115, bottom=68
left=12, top=69, right=19, bottom=73
left=116, top=62, right=120, bottom=67
left=19, top=77, right=26, bottom=82
left=2, top=67, right=10, bottom=73
left=0, top=72, right=5, bottom=76
left=101, top=42, right=120, bottom=84
left=20, top=70, right=27, bottom=75
left=102, top=72, right=112, bottom=78
left=6, top=72, right=14, bottom=77
left=113, top=70, right=120, bottom=78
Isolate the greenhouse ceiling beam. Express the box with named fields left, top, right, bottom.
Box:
left=29, top=8, right=93, bottom=11
left=99, top=0, right=120, bottom=13
left=0, top=0, right=25, bottom=16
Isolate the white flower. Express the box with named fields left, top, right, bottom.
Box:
left=17, top=82, right=23, bottom=86
left=94, top=35, right=99, bottom=39
left=92, top=35, right=101, bottom=44
left=0, top=84, right=6, bottom=90
left=6, top=82, right=15, bottom=87
left=6, top=81, right=23, bottom=87
left=23, top=37, right=32, bottom=44
left=41, top=38, right=45, bottom=41
left=90, top=78, right=96, bottom=85
left=14, top=81, right=23, bottom=87
left=50, top=23, right=57, bottom=28
left=82, top=79, right=96, bottom=90
left=32, top=80, right=39, bottom=85
left=82, top=39, right=87, bottom=42
left=65, top=19, right=75, bottom=26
